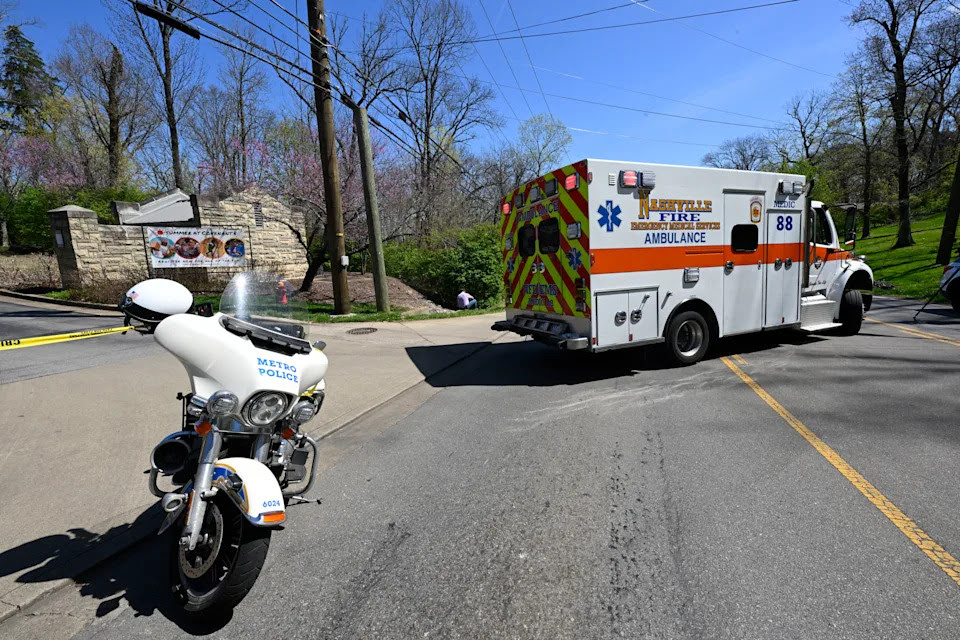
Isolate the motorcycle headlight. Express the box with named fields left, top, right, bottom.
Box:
left=243, top=392, right=289, bottom=427
left=290, top=399, right=317, bottom=425
left=206, top=391, right=239, bottom=416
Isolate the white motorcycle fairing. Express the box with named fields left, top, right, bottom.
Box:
left=160, top=457, right=286, bottom=532
left=154, top=312, right=328, bottom=404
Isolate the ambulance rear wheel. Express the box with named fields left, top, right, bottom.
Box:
left=838, top=289, right=863, bottom=335
left=665, top=311, right=710, bottom=366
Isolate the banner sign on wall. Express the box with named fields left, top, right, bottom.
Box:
left=147, top=227, right=247, bottom=268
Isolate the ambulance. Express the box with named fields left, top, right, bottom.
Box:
left=492, top=159, right=874, bottom=364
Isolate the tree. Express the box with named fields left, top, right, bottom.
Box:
left=54, top=24, right=157, bottom=188
left=388, top=0, right=497, bottom=235
left=702, top=134, right=773, bottom=171
left=781, top=91, right=832, bottom=163
left=188, top=26, right=272, bottom=195
left=107, top=0, right=219, bottom=189
left=0, top=25, right=60, bottom=133
left=850, top=0, right=948, bottom=248
left=834, top=56, right=889, bottom=238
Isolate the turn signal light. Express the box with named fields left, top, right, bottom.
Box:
left=195, top=420, right=212, bottom=435
left=262, top=511, right=285, bottom=524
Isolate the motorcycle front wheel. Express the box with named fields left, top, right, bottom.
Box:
left=170, top=495, right=272, bottom=614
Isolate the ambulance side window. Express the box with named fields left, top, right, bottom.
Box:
left=518, top=225, right=536, bottom=257
left=814, top=208, right=833, bottom=245
left=538, top=218, right=560, bottom=254
left=731, top=224, right=759, bottom=252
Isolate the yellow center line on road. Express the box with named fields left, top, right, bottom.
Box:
left=731, top=354, right=748, bottom=366
left=865, top=318, right=960, bottom=348
left=720, top=356, right=960, bottom=587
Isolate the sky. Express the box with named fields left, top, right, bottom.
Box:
left=13, top=0, right=868, bottom=167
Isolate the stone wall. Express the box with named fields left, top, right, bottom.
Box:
left=48, top=188, right=308, bottom=288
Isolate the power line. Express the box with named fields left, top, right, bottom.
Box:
left=532, top=65, right=787, bottom=125
left=209, top=0, right=475, bottom=176
left=477, top=2, right=644, bottom=37
left=567, top=126, right=718, bottom=148
left=455, top=1, right=800, bottom=45
left=505, top=0, right=552, bottom=118
left=476, top=0, right=534, bottom=117
left=626, top=0, right=835, bottom=78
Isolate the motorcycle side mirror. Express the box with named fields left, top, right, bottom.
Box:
left=193, top=302, right=214, bottom=317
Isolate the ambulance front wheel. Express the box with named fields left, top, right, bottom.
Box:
left=665, top=311, right=711, bottom=366
left=837, top=289, right=864, bottom=336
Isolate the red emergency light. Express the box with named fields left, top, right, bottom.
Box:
left=502, top=202, right=510, bottom=215
left=620, top=170, right=638, bottom=188
left=564, top=173, right=579, bottom=190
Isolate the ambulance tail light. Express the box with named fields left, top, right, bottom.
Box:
left=619, top=170, right=638, bottom=188
left=564, top=173, right=579, bottom=191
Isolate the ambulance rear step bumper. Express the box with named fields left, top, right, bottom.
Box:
left=492, top=316, right=589, bottom=350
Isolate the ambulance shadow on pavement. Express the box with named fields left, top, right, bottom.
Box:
left=408, top=331, right=825, bottom=388
left=0, top=506, right=232, bottom=633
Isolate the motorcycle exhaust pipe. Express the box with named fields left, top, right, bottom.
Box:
left=162, top=492, right=188, bottom=513
left=151, top=438, right=191, bottom=475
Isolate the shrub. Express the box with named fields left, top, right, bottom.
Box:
left=384, top=224, right=501, bottom=308
left=3, top=185, right=153, bottom=251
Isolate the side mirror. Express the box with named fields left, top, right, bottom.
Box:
left=843, top=207, right=857, bottom=243
left=193, top=302, right=214, bottom=317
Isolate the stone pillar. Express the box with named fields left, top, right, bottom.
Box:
left=47, top=205, right=100, bottom=288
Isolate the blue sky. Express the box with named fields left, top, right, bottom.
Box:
left=16, top=0, right=865, bottom=166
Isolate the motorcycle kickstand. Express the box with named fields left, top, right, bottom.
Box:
left=287, top=495, right=322, bottom=505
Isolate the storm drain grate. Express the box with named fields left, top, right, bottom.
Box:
left=346, top=327, right=378, bottom=335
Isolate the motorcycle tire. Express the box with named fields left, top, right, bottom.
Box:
left=170, top=495, right=271, bottom=614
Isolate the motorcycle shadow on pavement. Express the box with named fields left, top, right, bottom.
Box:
left=407, top=330, right=824, bottom=388
left=0, top=504, right=233, bottom=634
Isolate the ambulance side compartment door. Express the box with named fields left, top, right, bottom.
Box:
left=595, top=291, right=630, bottom=348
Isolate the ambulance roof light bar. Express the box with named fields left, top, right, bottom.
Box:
left=620, top=170, right=656, bottom=190
left=779, top=180, right=803, bottom=195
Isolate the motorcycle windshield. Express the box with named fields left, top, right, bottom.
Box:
left=219, top=271, right=308, bottom=339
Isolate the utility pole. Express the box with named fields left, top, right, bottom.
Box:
left=306, top=0, right=349, bottom=314
left=347, top=100, right=390, bottom=311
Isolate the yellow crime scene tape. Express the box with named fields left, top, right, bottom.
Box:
left=0, top=326, right=131, bottom=351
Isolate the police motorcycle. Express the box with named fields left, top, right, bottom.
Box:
left=119, top=271, right=327, bottom=614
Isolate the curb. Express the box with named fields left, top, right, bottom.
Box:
left=0, top=289, right=120, bottom=312
left=0, top=332, right=507, bottom=625
left=0, top=504, right=163, bottom=624
left=310, top=332, right=509, bottom=443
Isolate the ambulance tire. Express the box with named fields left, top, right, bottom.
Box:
left=664, top=310, right=711, bottom=366
left=838, top=289, right=864, bottom=335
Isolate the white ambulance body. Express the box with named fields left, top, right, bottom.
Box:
left=493, top=159, right=874, bottom=364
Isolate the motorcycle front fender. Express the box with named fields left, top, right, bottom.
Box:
left=212, top=457, right=286, bottom=527
left=158, top=457, right=286, bottom=534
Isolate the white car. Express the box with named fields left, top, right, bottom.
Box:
left=941, top=261, right=960, bottom=312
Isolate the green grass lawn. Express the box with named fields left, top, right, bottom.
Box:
left=854, top=213, right=954, bottom=301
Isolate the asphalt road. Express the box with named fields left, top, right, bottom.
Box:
left=0, top=299, right=160, bottom=383
left=4, top=297, right=960, bottom=639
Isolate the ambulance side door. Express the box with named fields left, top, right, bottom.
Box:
left=764, top=209, right=802, bottom=326
left=722, top=193, right=764, bottom=336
